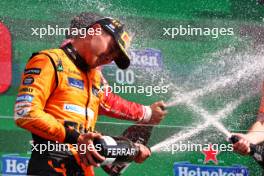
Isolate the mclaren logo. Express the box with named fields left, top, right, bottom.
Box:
left=121, top=32, right=131, bottom=48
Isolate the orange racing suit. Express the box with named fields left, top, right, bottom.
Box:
left=14, top=43, right=152, bottom=175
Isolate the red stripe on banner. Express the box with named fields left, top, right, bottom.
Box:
left=0, top=22, right=12, bottom=93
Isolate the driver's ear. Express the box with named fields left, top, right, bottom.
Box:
left=90, top=23, right=103, bottom=36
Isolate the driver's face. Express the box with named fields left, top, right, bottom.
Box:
left=82, top=26, right=121, bottom=68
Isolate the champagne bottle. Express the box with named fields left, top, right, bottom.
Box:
left=93, top=136, right=139, bottom=165
left=101, top=125, right=153, bottom=176
left=230, top=135, right=264, bottom=167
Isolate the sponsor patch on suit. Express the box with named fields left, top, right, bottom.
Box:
left=23, top=77, right=34, bottom=85
left=63, top=104, right=85, bottom=115
left=24, top=68, right=41, bottom=75
left=14, top=102, right=32, bottom=120
left=68, top=77, right=84, bottom=89
left=16, top=94, right=34, bottom=103
left=19, top=87, right=33, bottom=93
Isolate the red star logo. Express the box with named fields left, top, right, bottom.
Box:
left=201, top=144, right=219, bottom=164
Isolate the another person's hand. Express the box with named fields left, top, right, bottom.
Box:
left=232, top=133, right=251, bottom=155
left=77, top=132, right=105, bottom=167
left=148, top=101, right=167, bottom=125
left=134, top=143, right=151, bottom=163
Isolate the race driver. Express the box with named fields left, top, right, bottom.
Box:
left=14, top=13, right=167, bottom=175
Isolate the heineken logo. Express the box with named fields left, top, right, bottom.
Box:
left=129, top=48, right=163, bottom=68
left=2, top=155, right=29, bottom=175
left=108, top=48, right=163, bottom=69
left=174, top=162, right=249, bottom=176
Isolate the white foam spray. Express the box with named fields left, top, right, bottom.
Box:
left=151, top=96, right=245, bottom=152
left=151, top=46, right=264, bottom=153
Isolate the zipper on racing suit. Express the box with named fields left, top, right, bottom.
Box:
left=84, top=72, right=90, bottom=133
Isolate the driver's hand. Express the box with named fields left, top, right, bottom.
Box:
left=148, top=101, right=167, bottom=125
left=77, top=132, right=105, bottom=167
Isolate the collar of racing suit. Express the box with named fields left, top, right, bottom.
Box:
left=61, top=43, right=89, bottom=72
